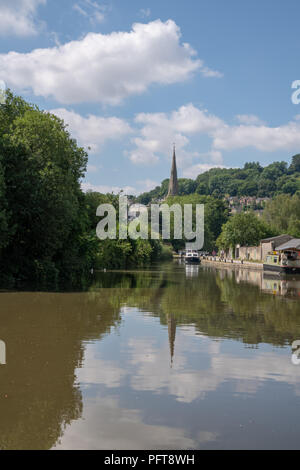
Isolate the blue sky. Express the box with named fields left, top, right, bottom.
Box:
left=1, top=0, right=300, bottom=194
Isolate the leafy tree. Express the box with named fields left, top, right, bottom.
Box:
left=139, top=157, right=299, bottom=202
left=260, top=161, right=288, bottom=180
left=85, top=191, right=119, bottom=231
left=166, top=194, right=229, bottom=251
left=217, top=212, right=275, bottom=250
left=0, top=156, right=8, bottom=253
left=263, top=194, right=300, bottom=236
left=178, top=178, right=197, bottom=195
left=289, top=154, right=300, bottom=173
left=0, top=91, right=90, bottom=288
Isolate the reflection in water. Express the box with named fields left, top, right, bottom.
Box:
left=185, top=264, right=200, bottom=278
left=0, top=263, right=300, bottom=449
left=228, top=267, right=300, bottom=298
left=167, top=313, right=176, bottom=367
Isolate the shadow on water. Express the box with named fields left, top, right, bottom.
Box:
left=0, top=262, right=299, bottom=449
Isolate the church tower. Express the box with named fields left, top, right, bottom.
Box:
left=167, top=144, right=179, bottom=197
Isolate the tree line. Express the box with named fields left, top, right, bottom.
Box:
left=137, top=158, right=300, bottom=204
left=1, top=91, right=299, bottom=289
left=0, top=92, right=166, bottom=290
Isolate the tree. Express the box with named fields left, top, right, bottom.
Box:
left=290, top=154, right=300, bottom=173
left=0, top=155, right=8, bottom=253
left=138, top=157, right=299, bottom=203
left=217, top=212, right=274, bottom=250
left=263, top=194, right=300, bottom=235
left=178, top=178, right=197, bottom=195
left=0, top=91, right=90, bottom=288
left=166, top=194, right=229, bottom=251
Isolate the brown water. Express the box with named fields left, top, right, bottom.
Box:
left=0, top=262, right=300, bottom=450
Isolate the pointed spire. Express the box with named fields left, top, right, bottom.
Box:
left=167, top=313, right=176, bottom=368
left=167, top=144, right=179, bottom=197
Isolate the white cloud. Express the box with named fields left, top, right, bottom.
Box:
left=139, top=8, right=151, bottom=18
left=199, top=66, right=223, bottom=79
left=82, top=182, right=137, bottom=195
left=81, top=180, right=159, bottom=196
left=236, top=114, right=264, bottom=125
left=0, top=19, right=222, bottom=105
left=87, top=164, right=100, bottom=173
left=129, top=103, right=300, bottom=169
left=212, top=120, right=300, bottom=152
left=129, top=104, right=225, bottom=167
left=137, top=179, right=159, bottom=191
left=0, top=0, right=46, bottom=36
left=50, top=108, right=132, bottom=153
left=73, top=0, right=107, bottom=24
left=183, top=163, right=226, bottom=178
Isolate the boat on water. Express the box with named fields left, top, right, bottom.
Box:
left=263, top=238, right=300, bottom=274
left=184, top=250, right=201, bottom=264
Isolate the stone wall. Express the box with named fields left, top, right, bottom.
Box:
left=238, top=246, right=261, bottom=261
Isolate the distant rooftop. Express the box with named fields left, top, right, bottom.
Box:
left=276, top=239, right=300, bottom=251
left=261, top=234, right=293, bottom=243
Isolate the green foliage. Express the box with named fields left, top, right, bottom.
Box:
left=85, top=191, right=119, bottom=231
left=0, top=155, right=8, bottom=253
left=137, top=158, right=300, bottom=203
left=136, top=177, right=197, bottom=203
left=217, top=212, right=275, bottom=250
left=290, top=154, right=300, bottom=173
left=165, top=194, right=229, bottom=251
left=0, top=90, right=90, bottom=289
left=160, top=244, right=173, bottom=260
left=0, top=91, right=172, bottom=284
left=95, top=237, right=162, bottom=269
left=263, top=194, right=300, bottom=238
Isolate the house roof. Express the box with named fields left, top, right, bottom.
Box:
left=276, top=239, right=300, bottom=251
left=261, top=234, right=293, bottom=243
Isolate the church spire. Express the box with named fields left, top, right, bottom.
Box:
left=167, top=144, right=179, bottom=197
left=167, top=313, right=176, bottom=368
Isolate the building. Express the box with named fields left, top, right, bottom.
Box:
left=232, top=235, right=294, bottom=261
left=260, top=234, right=294, bottom=261
left=167, top=145, right=179, bottom=197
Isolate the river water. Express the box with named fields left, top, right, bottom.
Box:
left=0, top=262, right=300, bottom=450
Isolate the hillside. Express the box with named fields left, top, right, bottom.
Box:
left=137, top=155, right=300, bottom=205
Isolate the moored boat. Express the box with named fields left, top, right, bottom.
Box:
left=263, top=239, right=300, bottom=274
left=184, top=250, right=201, bottom=264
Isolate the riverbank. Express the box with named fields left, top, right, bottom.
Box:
left=201, top=257, right=263, bottom=270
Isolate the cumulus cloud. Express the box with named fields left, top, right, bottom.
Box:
left=129, top=103, right=300, bottom=169
left=0, top=0, right=46, bottom=36
left=129, top=104, right=225, bottom=166
left=0, top=20, right=221, bottom=105
left=212, top=120, right=300, bottom=152
left=50, top=108, right=132, bottom=153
